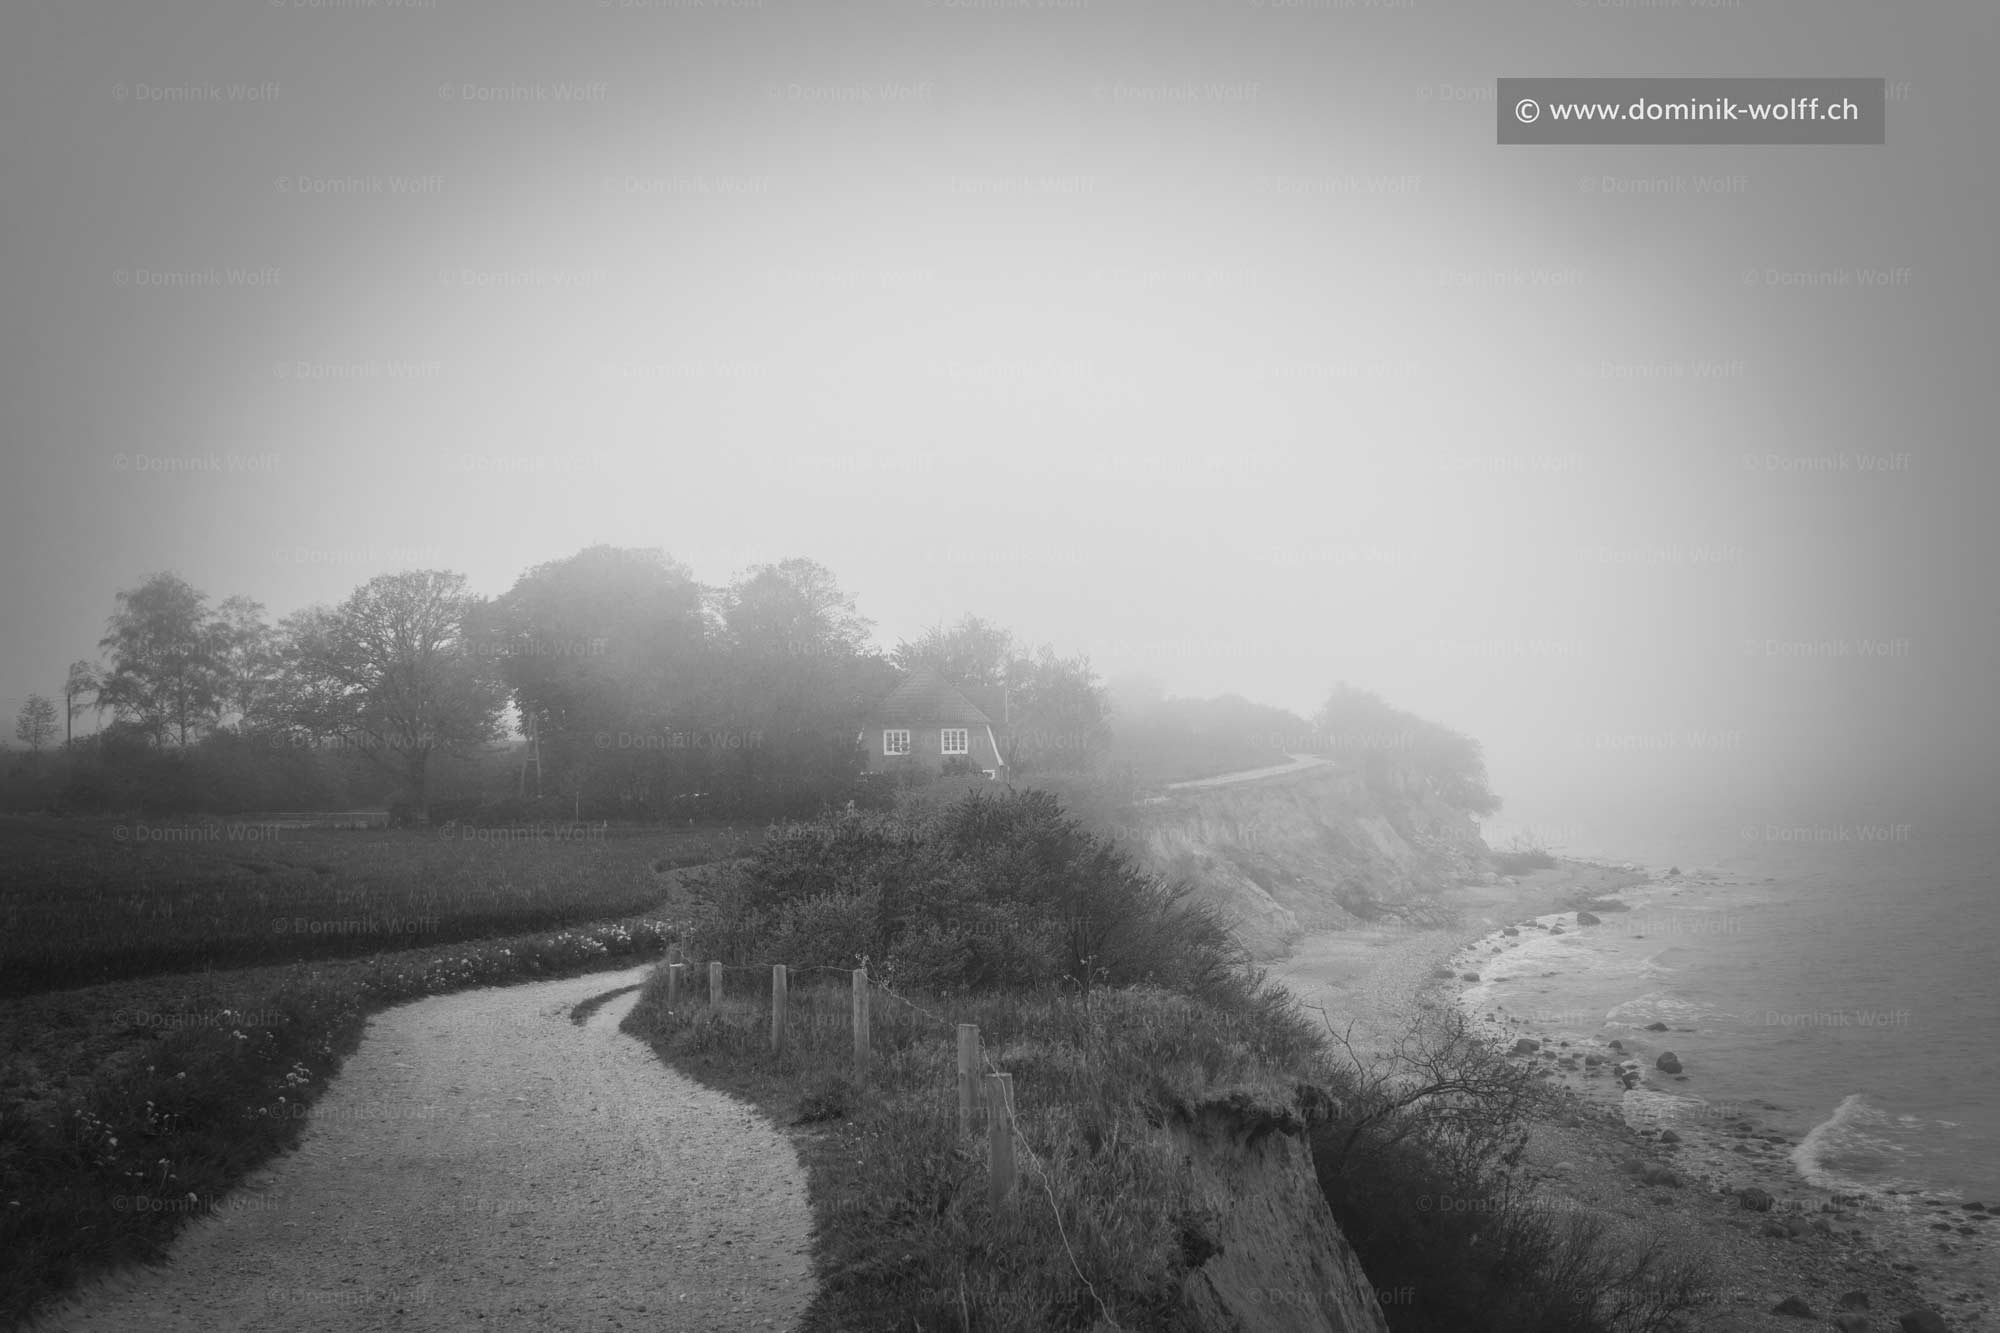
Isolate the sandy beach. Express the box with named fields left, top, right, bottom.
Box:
left=1271, top=859, right=1995, bottom=1332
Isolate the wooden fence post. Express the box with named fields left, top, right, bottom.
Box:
left=985, top=1073, right=1015, bottom=1212
left=709, top=961, right=723, bottom=1006
left=666, top=962, right=683, bottom=1008
left=852, top=967, right=870, bottom=1080
left=771, top=964, right=788, bottom=1055
left=957, top=1024, right=980, bottom=1137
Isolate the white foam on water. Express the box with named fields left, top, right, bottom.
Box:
left=1791, top=1092, right=1932, bottom=1194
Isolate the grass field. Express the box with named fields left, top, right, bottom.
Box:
left=0, top=817, right=757, bottom=1330
left=0, top=815, right=755, bottom=998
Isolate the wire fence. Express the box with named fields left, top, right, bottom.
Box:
left=655, top=953, right=1117, bottom=1328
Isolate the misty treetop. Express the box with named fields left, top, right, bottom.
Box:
left=8, top=555, right=1499, bottom=822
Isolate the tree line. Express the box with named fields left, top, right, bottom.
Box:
left=7, top=548, right=1499, bottom=821
left=8, top=552, right=1109, bottom=820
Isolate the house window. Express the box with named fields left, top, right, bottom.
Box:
left=941, top=728, right=970, bottom=755
left=883, top=729, right=911, bottom=756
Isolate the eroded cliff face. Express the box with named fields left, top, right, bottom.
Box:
left=1131, top=763, right=1488, bottom=958
left=1169, top=1091, right=1390, bottom=1333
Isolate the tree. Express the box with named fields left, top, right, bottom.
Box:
left=717, top=559, right=882, bottom=813
left=283, top=570, right=507, bottom=820
left=210, top=594, right=277, bottom=726
left=891, top=615, right=1016, bottom=687
left=62, top=661, right=99, bottom=750
left=250, top=606, right=346, bottom=744
left=479, top=546, right=710, bottom=811
left=97, top=572, right=226, bottom=749
left=1006, top=647, right=1112, bottom=775
left=15, top=694, right=57, bottom=753
left=722, top=558, right=874, bottom=662
left=1313, top=683, right=1500, bottom=816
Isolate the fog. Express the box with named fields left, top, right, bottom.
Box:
left=6, top=0, right=1993, bottom=837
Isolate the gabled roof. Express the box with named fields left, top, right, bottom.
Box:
left=865, top=665, right=995, bottom=727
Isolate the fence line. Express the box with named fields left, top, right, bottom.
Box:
left=661, top=953, right=1117, bottom=1328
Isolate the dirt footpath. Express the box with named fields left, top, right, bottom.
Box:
left=43, top=966, right=814, bottom=1333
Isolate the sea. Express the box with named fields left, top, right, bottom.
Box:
left=1472, top=804, right=2000, bottom=1204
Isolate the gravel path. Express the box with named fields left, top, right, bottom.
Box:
left=1164, top=753, right=1333, bottom=790
left=44, top=965, right=814, bottom=1333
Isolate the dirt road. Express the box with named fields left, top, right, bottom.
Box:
left=43, top=966, right=813, bottom=1333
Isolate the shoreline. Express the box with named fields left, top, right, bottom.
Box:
left=1271, top=857, right=1994, bottom=1331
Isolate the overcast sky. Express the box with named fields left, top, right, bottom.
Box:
left=5, top=0, right=1992, bottom=839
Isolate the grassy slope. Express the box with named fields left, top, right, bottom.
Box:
left=0, top=826, right=746, bottom=1332
left=622, top=969, right=1329, bottom=1333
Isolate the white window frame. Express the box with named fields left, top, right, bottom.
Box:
left=882, top=729, right=911, bottom=756
left=940, top=728, right=970, bottom=756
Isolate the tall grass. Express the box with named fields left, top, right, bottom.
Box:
left=626, top=963, right=1324, bottom=1332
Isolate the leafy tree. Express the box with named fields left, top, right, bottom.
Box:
left=62, top=661, right=99, bottom=750
left=1006, top=647, right=1111, bottom=775
left=249, top=606, right=346, bottom=745
left=210, top=594, right=277, bottom=726
left=722, top=557, right=874, bottom=662
left=891, top=615, right=1016, bottom=687
left=717, top=559, right=883, bottom=813
left=478, top=546, right=711, bottom=811
left=14, top=694, right=57, bottom=753
left=1314, top=682, right=1499, bottom=816
left=97, top=572, right=226, bottom=749
left=282, top=570, right=507, bottom=820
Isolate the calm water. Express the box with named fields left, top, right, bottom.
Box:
left=1477, top=808, right=2000, bottom=1200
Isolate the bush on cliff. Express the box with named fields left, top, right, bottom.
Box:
left=1308, top=1003, right=1709, bottom=1332
left=685, top=789, right=1244, bottom=998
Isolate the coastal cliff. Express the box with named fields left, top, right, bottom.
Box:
left=1129, top=762, right=1490, bottom=958
left=1170, top=1090, right=1391, bottom=1333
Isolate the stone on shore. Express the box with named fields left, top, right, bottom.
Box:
left=1502, top=926, right=1519, bottom=936
left=1771, top=1295, right=1814, bottom=1317
left=1575, top=911, right=1601, bottom=925
left=1830, top=1316, right=1869, bottom=1333
left=1655, top=1052, right=1683, bottom=1074
left=1644, top=1021, right=1669, bottom=1032
left=1898, top=1310, right=1948, bottom=1333
left=1512, top=1038, right=1541, bottom=1055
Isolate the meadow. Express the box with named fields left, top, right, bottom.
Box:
left=0, top=814, right=752, bottom=997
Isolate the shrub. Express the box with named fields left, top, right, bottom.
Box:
left=698, top=790, right=1244, bottom=1000
left=1490, top=841, right=1559, bottom=875
left=1490, top=849, right=1557, bottom=875
left=1308, top=1003, right=1709, bottom=1332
